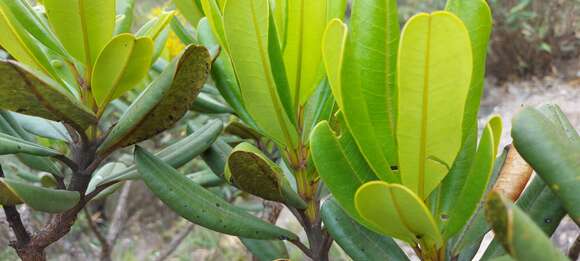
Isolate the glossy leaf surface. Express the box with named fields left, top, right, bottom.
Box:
left=355, top=181, right=442, bottom=246
left=92, top=34, right=153, bottom=108
left=44, top=0, right=115, bottom=66
left=485, top=192, right=568, bottom=261
left=442, top=116, right=502, bottom=238
left=135, top=146, right=298, bottom=240
left=321, top=198, right=409, bottom=261
left=397, top=12, right=472, bottom=198
left=512, top=107, right=580, bottom=224
left=222, top=0, right=298, bottom=147
left=311, top=121, right=378, bottom=227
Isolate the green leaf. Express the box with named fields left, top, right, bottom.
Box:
left=0, top=178, right=80, bottom=213
left=44, top=0, right=115, bottom=67
left=321, top=198, right=409, bottom=261
left=0, top=111, right=61, bottom=176
left=355, top=181, right=443, bottom=246
left=301, top=80, right=334, bottom=142
left=481, top=175, right=567, bottom=259
left=135, top=146, right=298, bottom=240
left=311, top=121, right=378, bottom=228
left=447, top=149, right=508, bottom=256
left=268, top=9, right=295, bottom=124
left=240, top=238, right=289, bottom=261
left=200, top=0, right=227, bottom=49
left=539, top=104, right=580, bottom=147
left=225, top=142, right=306, bottom=209
left=115, top=0, right=136, bottom=34
left=97, top=45, right=210, bottom=155
left=201, top=138, right=232, bottom=178
left=0, top=133, right=60, bottom=157
left=0, top=5, right=61, bottom=80
left=222, top=0, right=298, bottom=147
left=197, top=18, right=256, bottom=128
left=341, top=0, right=400, bottom=169
left=321, top=18, right=347, bottom=107
left=436, top=0, right=494, bottom=236
left=445, top=0, right=493, bottom=140
left=187, top=170, right=223, bottom=187
left=0, top=60, right=97, bottom=130
left=0, top=0, right=67, bottom=58
left=190, top=93, right=233, bottom=114
left=88, top=119, right=222, bottom=192
left=512, top=107, right=580, bottom=224
left=397, top=12, right=472, bottom=199
left=10, top=112, right=71, bottom=142
left=271, top=0, right=287, bottom=47
left=284, top=0, right=330, bottom=105
left=92, top=34, right=153, bottom=109
left=485, top=192, right=569, bottom=261
left=173, top=0, right=204, bottom=26
left=170, top=17, right=196, bottom=45
left=136, top=11, right=175, bottom=40
left=442, top=116, right=502, bottom=238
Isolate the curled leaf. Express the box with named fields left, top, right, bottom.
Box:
left=0, top=60, right=97, bottom=130
left=225, top=142, right=306, bottom=209
left=97, top=45, right=210, bottom=155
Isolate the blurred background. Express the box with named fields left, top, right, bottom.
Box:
left=1, top=0, right=578, bottom=260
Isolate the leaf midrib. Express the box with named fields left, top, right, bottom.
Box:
left=249, top=0, right=295, bottom=147
left=79, top=0, right=93, bottom=69
left=99, top=38, right=136, bottom=109
left=418, top=16, right=432, bottom=198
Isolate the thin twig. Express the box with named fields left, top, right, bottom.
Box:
left=53, top=154, right=79, bottom=172
left=83, top=208, right=109, bottom=255
left=107, top=181, right=132, bottom=243
left=0, top=165, right=30, bottom=246
left=288, top=238, right=312, bottom=258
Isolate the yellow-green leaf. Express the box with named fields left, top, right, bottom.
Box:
left=200, top=0, right=227, bottom=50
left=284, top=0, right=329, bottom=105
left=44, top=0, right=115, bottom=67
left=0, top=6, right=59, bottom=79
left=223, top=0, right=298, bottom=148
left=330, top=0, right=401, bottom=183
left=173, top=0, right=204, bottom=26
left=92, top=34, right=153, bottom=109
left=321, top=18, right=346, bottom=106
left=97, top=45, right=210, bottom=155
left=136, top=11, right=175, bottom=40
left=355, top=181, right=442, bottom=246
left=397, top=12, right=472, bottom=199
left=0, top=60, right=97, bottom=130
